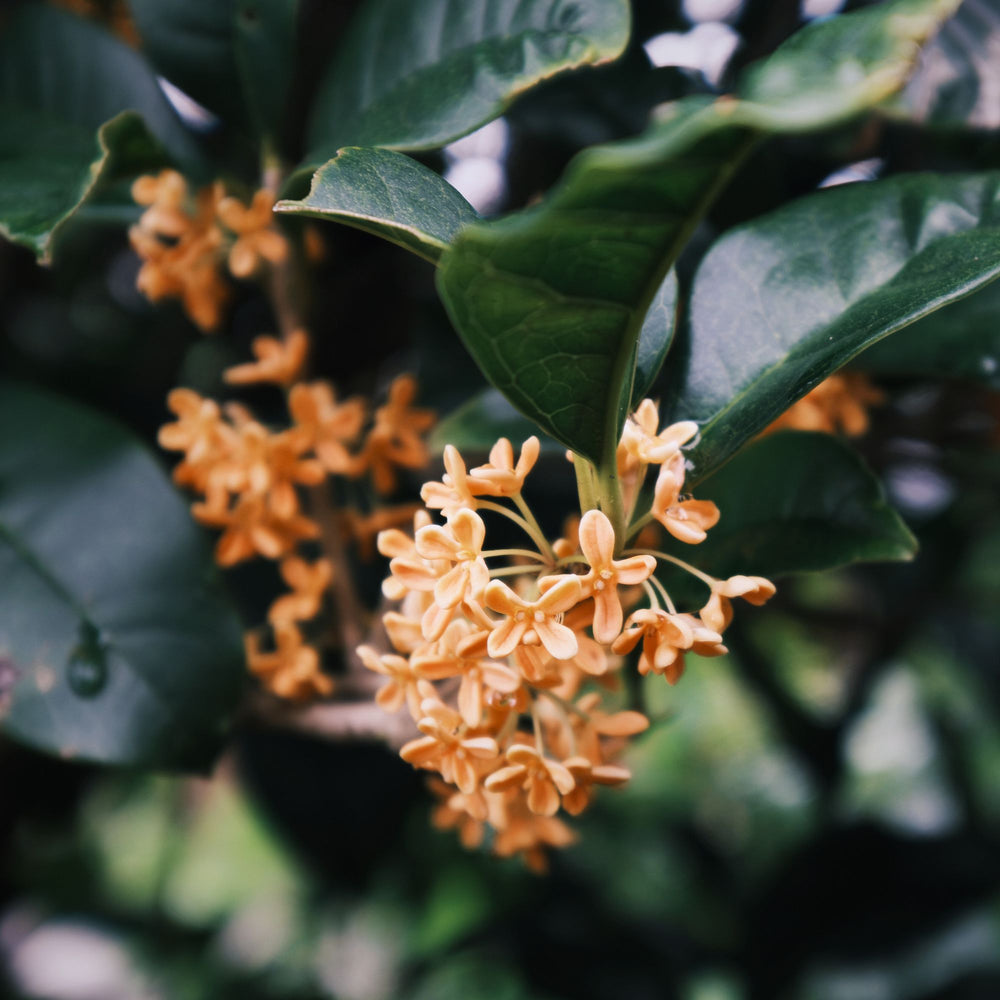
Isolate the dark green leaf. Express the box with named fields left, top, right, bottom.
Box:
left=276, top=147, right=478, bottom=264
left=0, top=111, right=166, bottom=260
left=690, top=432, right=917, bottom=580
left=857, top=275, right=1000, bottom=389
left=0, top=4, right=200, bottom=259
left=130, top=0, right=299, bottom=140
left=665, top=172, right=1000, bottom=482
left=304, top=0, right=630, bottom=163
left=429, top=389, right=551, bottom=454
left=0, top=383, right=244, bottom=769
left=437, top=0, right=959, bottom=465
left=633, top=270, right=678, bottom=407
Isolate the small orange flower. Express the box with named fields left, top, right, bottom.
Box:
left=411, top=622, right=520, bottom=726
left=364, top=375, right=435, bottom=494
left=484, top=576, right=583, bottom=660
left=578, top=509, right=656, bottom=642
left=651, top=452, right=720, bottom=544
left=193, top=495, right=319, bottom=565
left=268, top=556, right=333, bottom=625
left=420, top=444, right=480, bottom=514
left=700, top=575, right=776, bottom=633
left=245, top=623, right=332, bottom=700
left=358, top=644, right=460, bottom=717
left=765, top=373, right=885, bottom=437
left=561, top=757, right=631, bottom=815
left=224, top=330, right=309, bottom=387
left=415, top=508, right=490, bottom=608
left=619, top=400, right=698, bottom=469
left=613, top=609, right=726, bottom=682
left=467, top=436, right=540, bottom=496
left=216, top=188, right=289, bottom=278
left=400, top=694, right=499, bottom=794
left=484, top=744, right=576, bottom=817
left=289, top=381, right=366, bottom=475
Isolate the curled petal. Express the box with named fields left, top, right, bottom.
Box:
left=591, top=589, right=623, bottom=645
left=527, top=777, right=560, bottom=817
left=462, top=736, right=500, bottom=758
left=534, top=619, right=579, bottom=660
left=578, top=509, right=615, bottom=568
left=543, top=759, right=576, bottom=796
left=485, top=764, right=527, bottom=792
left=614, top=554, right=656, bottom=585
left=594, top=710, right=649, bottom=736
left=487, top=617, right=528, bottom=658
left=400, top=735, right=441, bottom=766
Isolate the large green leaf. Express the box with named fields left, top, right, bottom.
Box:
left=304, top=0, right=630, bottom=163
left=0, top=4, right=200, bottom=259
left=687, top=432, right=917, bottom=581
left=0, top=383, right=244, bottom=769
left=664, top=172, right=1000, bottom=483
left=856, top=274, right=1000, bottom=389
left=276, top=147, right=478, bottom=264
left=0, top=110, right=166, bottom=260
left=437, top=0, right=960, bottom=466
left=429, top=388, right=551, bottom=454
left=130, top=0, right=298, bottom=140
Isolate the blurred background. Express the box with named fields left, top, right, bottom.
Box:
left=2, top=0, right=1000, bottom=997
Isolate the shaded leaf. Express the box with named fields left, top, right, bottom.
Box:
left=429, top=388, right=551, bottom=454
left=130, top=0, right=299, bottom=140
left=437, top=0, right=959, bottom=465
left=633, top=270, right=678, bottom=407
left=689, top=432, right=917, bottom=580
left=0, top=4, right=199, bottom=259
left=857, top=276, right=1000, bottom=389
left=276, top=147, right=478, bottom=264
left=304, top=0, right=630, bottom=163
left=0, top=383, right=244, bottom=769
left=0, top=111, right=166, bottom=260
left=665, top=171, right=1000, bottom=482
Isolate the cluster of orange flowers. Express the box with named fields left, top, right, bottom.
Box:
left=130, top=170, right=289, bottom=331
left=765, top=372, right=885, bottom=437
left=364, top=399, right=775, bottom=871
left=158, top=323, right=434, bottom=699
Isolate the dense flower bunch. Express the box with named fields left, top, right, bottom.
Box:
left=133, top=166, right=437, bottom=702
left=130, top=170, right=289, bottom=332
left=160, top=357, right=433, bottom=700
left=365, top=400, right=775, bottom=870
left=765, top=372, right=885, bottom=437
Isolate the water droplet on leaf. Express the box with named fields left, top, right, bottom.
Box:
left=67, top=627, right=108, bottom=697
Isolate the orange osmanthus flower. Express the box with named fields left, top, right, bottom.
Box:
left=484, top=744, right=576, bottom=817
left=700, top=575, right=776, bottom=633
left=415, top=508, right=491, bottom=608
left=268, top=556, right=333, bottom=625
left=651, top=452, right=720, bottom=544
left=484, top=576, right=584, bottom=660
left=578, top=509, right=656, bottom=643
left=364, top=375, right=435, bottom=494
left=289, top=381, right=366, bottom=475
left=245, top=623, right=332, bottom=700
left=224, top=329, right=310, bottom=387
left=216, top=188, right=289, bottom=279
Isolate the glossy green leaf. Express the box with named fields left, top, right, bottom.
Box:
left=429, top=388, right=551, bottom=454
left=276, top=147, right=478, bottom=264
left=687, top=432, right=917, bottom=580
left=0, top=4, right=199, bottom=259
left=130, top=0, right=298, bottom=140
left=305, top=0, right=630, bottom=163
left=857, top=275, right=1000, bottom=388
left=664, top=172, right=1000, bottom=483
left=0, top=383, right=244, bottom=769
left=0, top=111, right=166, bottom=260
left=437, top=0, right=959, bottom=465
left=633, top=270, right=678, bottom=407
